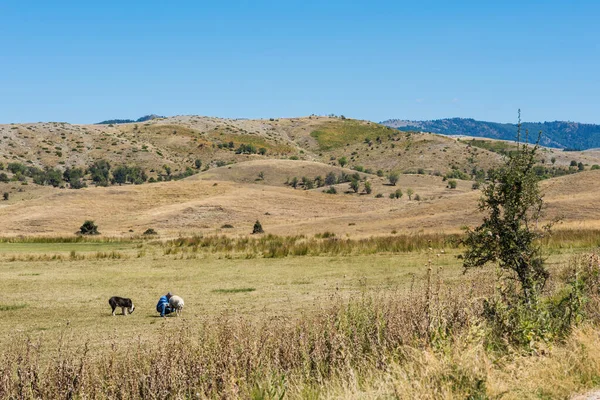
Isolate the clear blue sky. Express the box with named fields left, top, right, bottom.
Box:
left=1, top=1, right=598, bottom=124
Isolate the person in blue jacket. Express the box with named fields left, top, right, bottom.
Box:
left=156, top=292, right=174, bottom=317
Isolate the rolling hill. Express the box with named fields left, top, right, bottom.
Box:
left=1, top=115, right=600, bottom=237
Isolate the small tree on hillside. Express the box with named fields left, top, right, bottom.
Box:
left=388, top=172, right=399, bottom=186
left=338, top=157, right=347, bottom=168
left=349, top=179, right=360, bottom=193
left=79, top=220, right=100, bottom=235
left=252, top=220, right=264, bottom=234
left=406, top=188, right=414, bottom=200
left=364, top=181, right=372, bottom=194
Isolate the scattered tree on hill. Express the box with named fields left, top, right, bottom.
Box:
left=88, top=160, right=111, bottom=186
left=325, top=186, right=337, bottom=194
left=388, top=172, right=399, bottom=186
left=325, top=172, right=337, bottom=186
left=79, top=220, right=99, bottom=235
left=63, top=167, right=86, bottom=189
left=349, top=179, right=360, bottom=193
left=389, top=188, right=403, bottom=199
left=551, top=157, right=556, bottom=165
left=112, top=165, right=129, bottom=185
left=406, top=188, right=414, bottom=200
left=0, top=173, right=8, bottom=183
left=258, top=171, right=265, bottom=181
left=2, top=192, right=8, bottom=201
left=252, top=220, right=264, bottom=234
left=194, top=159, right=202, bottom=169
left=314, top=176, right=324, bottom=187
left=570, top=160, right=577, bottom=167
left=447, top=180, right=457, bottom=189
left=338, top=157, right=347, bottom=167
left=592, top=165, right=600, bottom=170
left=577, top=162, right=584, bottom=171
left=290, top=177, right=299, bottom=189
left=364, top=181, right=372, bottom=194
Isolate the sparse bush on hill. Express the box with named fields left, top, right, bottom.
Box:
left=406, top=188, right=414, bottom=200
left=375, top=193, right=383, bottom=198
left=364, top=180, right=372, bottom=194
left=388, top=172, right=399, bottom=186
left=0, top=173, right=8, bottom=183
left=194, top=159, right=202, bottom=169
left=325, top=186, right=337, bottom=194
left=447, top=180, right=457, bottom=189
left=78, top=220, right=99, bottom=235
left=325, top=172, right=336, bottom=186
left=2, top=192, right=8, bottom=201
left=592, top=164, right=600, bottom=170
left=142, top=228, right=158, bottom=235
left=349, top=178, right=360, bottom=193
left=338, top=156, right=347, bottom=167
left=252, top=220, right=264, bottom=234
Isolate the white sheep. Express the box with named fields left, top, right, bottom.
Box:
left=168, top=295, right=184, bottom=316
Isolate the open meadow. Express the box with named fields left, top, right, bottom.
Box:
left=1, top=233, right=600, bottom=399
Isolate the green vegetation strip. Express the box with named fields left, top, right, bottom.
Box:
left=0, top=304, right=27, bottom=312
left=212, top=288, right=256, bottom=294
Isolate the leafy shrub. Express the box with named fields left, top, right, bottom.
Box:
left=388, top=172, right=399, bottom=186
left=2, top=192, right=8, bottom=201
left=447, top=180, right=457, bottom=189
left=143, top=228, right=158, bottom=235
left=79, top=220, right=99, bottom=235
left=252, top=220, right=264, bottom=234
left=375, top=193, right=383, bottom=198
left=325, top=186, right=337, bottom=194
left=591, top=164, right=600, bottom=170
left=0, top=173, right=8, bottom=183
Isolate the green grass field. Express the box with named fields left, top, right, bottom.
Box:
left=0, top=240, right=470, bottom=349
left=0, top=238, right=586, bottom=351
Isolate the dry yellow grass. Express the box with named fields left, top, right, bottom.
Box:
left=1, top=166, right=600, bottom=237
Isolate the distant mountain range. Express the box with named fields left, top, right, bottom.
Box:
left=97, top=114, right=165, bottom=125
left=380, top=118, right=600, bottom=150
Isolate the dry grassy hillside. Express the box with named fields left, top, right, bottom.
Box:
left=0, top=116, right=509, bottom=178
left=2, top=115, right=599, bottom=188
left=1, top=167, right=599, bottom=237
left=2, top=115, right=600, bottom=238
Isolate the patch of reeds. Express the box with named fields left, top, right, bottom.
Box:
left=0, top=236, right=133, bottom=244
left=3, top=251, right=128, bottom=262
left=162, top=233, right=462, bottom=258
